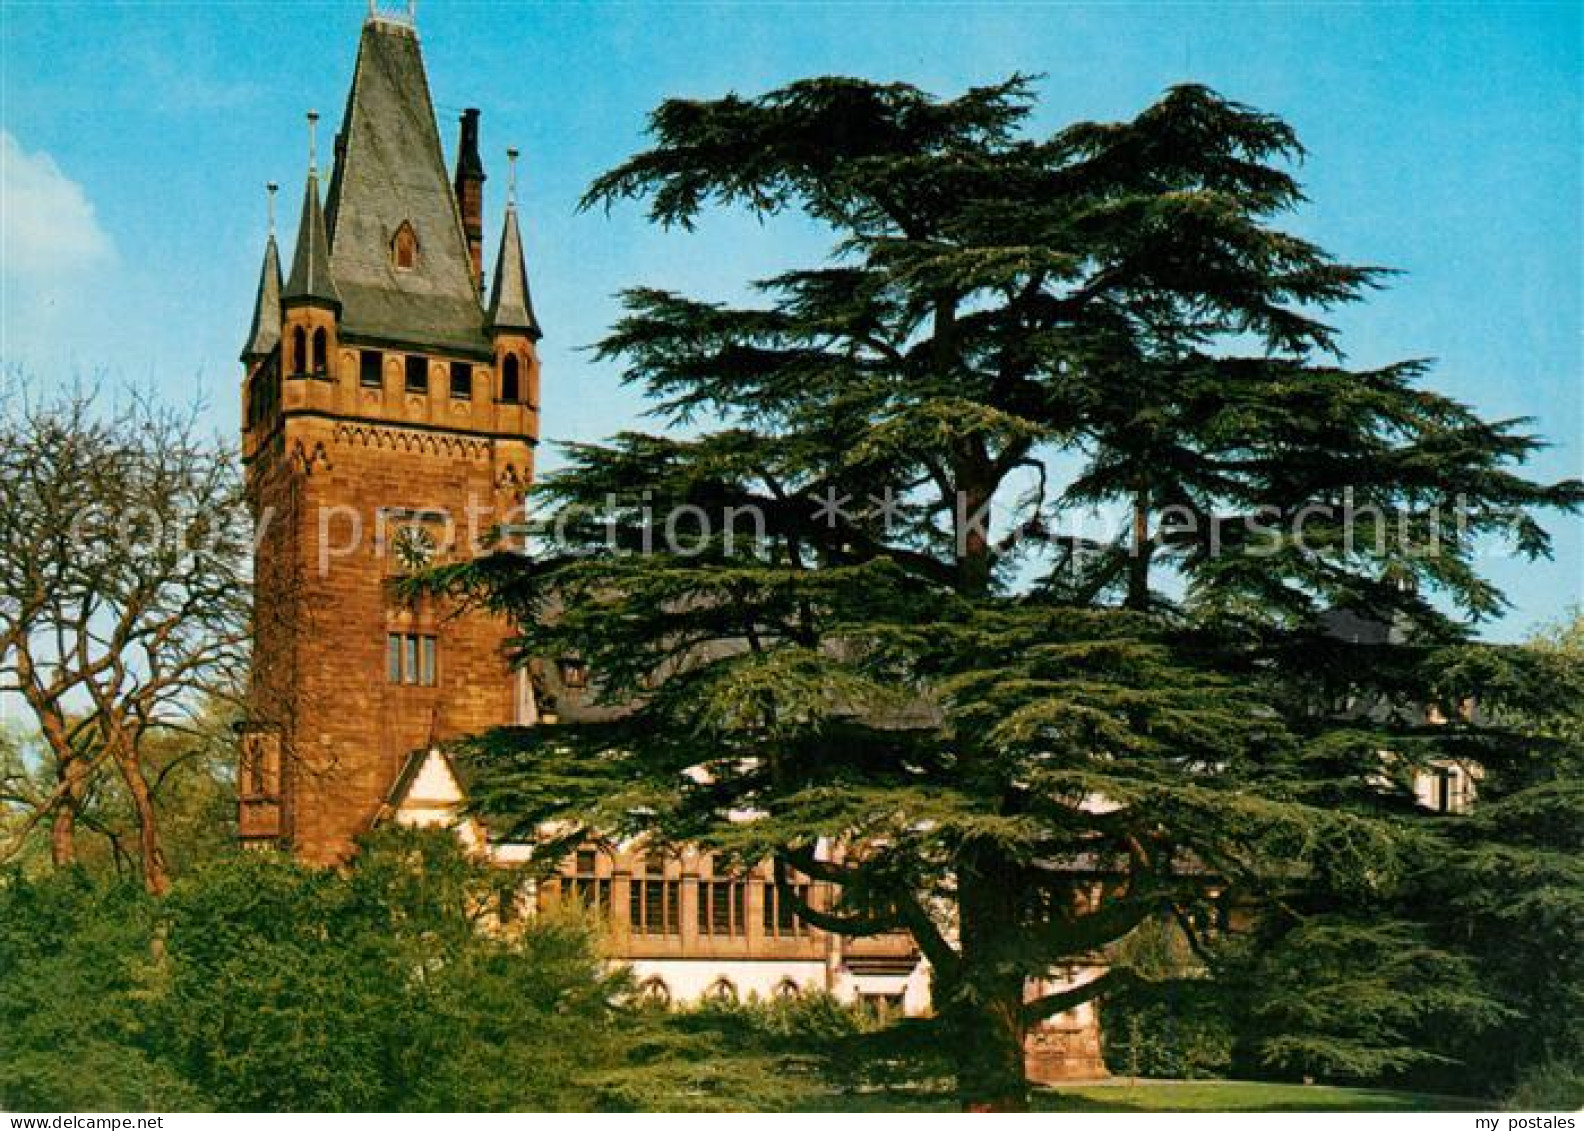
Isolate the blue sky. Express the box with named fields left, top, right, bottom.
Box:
left=1, top=1, right=1578, bottom=639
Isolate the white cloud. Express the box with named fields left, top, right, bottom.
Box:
left=1, top=130, right=114, bottom=281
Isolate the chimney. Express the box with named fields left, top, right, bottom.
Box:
left=454, top=108, right=486, bottom=291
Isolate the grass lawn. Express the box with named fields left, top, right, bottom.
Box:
left=1041, top=1080, right=1485, bottom=1112
left=809, top=1079, right=1488, bottom=1112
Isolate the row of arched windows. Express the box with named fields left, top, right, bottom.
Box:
left=637, top=976, right=804, bottom=1007
left=284, top=332, right=529, bottom=406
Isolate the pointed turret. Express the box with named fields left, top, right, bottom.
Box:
left=241, top=184, right=283, bottom=362
left=279, top=113, right=341, bottom=380
left=283, top=131, right=340, bottom=311
left=487, top=150, right=541, bottom=339
left=485, top=148, right=541, bottom=414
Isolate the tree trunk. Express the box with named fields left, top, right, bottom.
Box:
left=956, top=479, right=994, bottom=597
left=1127, top=487, right=1151, bottom=610
left=945, top=431, right=1030, bottom=1108
left=951, top=986, right=1031, bottom=1111
left=48, top=748, right=93, bottom=868
left=49, top=804, right=78, bottom=868
left=112, top=746, right=170, bottom=896
left=28, top=668, right=89, bottom=870
left=949, top=848, right=1031, bottom=1111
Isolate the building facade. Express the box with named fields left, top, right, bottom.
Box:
left=238, top=11, right=539, bottom=866
left=239, top=9, right=1106, bottom=1082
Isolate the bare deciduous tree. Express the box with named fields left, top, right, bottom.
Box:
left=0, top=381, right=248, bottom=894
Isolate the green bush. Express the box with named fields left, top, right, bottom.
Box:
left=1505, top=1058, right=1584, bottom=1112
left=0, top=830, right=836, bottom=1111
left=0, top=871, right=203, bottom=1110
left=1102, top=994, right=1233, bottom=1080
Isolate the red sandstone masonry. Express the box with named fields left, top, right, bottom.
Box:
left=242, top=337, right=537, bottom=864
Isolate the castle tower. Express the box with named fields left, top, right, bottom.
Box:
left=238, top=10, right=540, bottom=864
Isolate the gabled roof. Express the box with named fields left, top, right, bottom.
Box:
left=283, top=172, right=340, bottom=308
left=241, top=234, right=283, bottom=360
left=386, top=745, right=473, bottom=808
left=382, top=745, right=489, bottom=852
left=323, top=17, right=489, bottom=357
left=487, top=204, right=542, bottom=339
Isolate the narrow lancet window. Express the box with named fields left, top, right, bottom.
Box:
left=501, top=353, right=521, bottom=402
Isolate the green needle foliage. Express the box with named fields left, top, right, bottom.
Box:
left=421, top=77, right=1582, bottom=1108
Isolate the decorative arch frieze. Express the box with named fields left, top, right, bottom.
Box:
left=330, top=421, right=491, bottom=461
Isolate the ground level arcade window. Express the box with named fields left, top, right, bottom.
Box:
left=557, top=657, right=588, bottom=690
left=566, top=848, right=611, bottom=914
left=860, top=992, right=904, bottom=1018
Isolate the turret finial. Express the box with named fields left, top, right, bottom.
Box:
left=266, top=181, right=279, bottom=238
left=307, top=110, right=320, bottom=175
left=506, top=147, right=520, bottom=207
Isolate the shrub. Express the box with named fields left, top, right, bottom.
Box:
left=1505, top=1058, right=1584, bottom=1112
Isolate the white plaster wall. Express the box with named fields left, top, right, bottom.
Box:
left=831, top=963, right=933, bottom=1015
left=389, top=749, right=482, bottom=849
left=489, top=841, right=535, bottom=865
left=407, top=752, right=465, bottom=802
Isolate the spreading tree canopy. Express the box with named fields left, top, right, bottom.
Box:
left=0, top=383, right=249, bottom=894
left=424, top=78, right=1582, bottom=1108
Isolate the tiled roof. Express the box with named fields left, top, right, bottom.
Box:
left=487, top=205, right=541, bottom=339
left=241, top=234, right=283, bottom=360
left=322, top=18, right=490, bottom=357
left=283, top=172, right=340, bottom=309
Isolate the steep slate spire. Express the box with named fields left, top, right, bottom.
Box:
left=241, top=183, right=284, bottom=361
left=283, top=113, right=341, bottom=309
left=322, top=16, right=488, bottom=355
left=487, top=149, right=541, bottom=339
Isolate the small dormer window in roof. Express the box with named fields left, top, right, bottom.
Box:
left=391, top=221, right=419, bottom=271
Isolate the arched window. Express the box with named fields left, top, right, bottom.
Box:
left=638, top=977, right=672, bottom=1007
left=773, top=978, right=802, bottom=1001
left=391, top=221, right=418, bottom=271
left=501, top=353, right=521, bottom=403
left=704, top=978, right=739, bottom=1005
left=292, top=326, right=307, bottom=375
left=311, top=327, right=328, bottom=374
